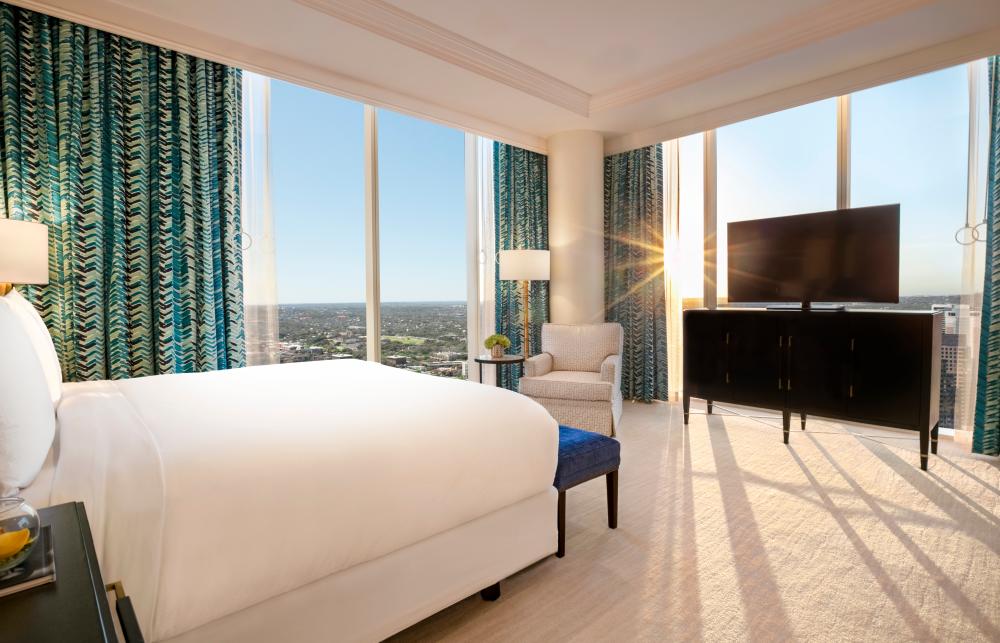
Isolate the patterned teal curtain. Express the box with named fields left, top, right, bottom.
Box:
left=974, top=56, right=1000, bottom=457
left=604, top=145, right=667, bottom=402
left=494, top=142, right=548, bottom=390
left=0, top=3, right=244, bottom=382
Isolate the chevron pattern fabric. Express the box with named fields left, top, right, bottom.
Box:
left=604, top=145, right=667, bottom=402
left=494, top=142, right=549, bottom=391
left=0, top=3, right=244, bottom=381
left=974, top=56, right=1000, bottom=457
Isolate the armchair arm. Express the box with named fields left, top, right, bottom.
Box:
left=524, top=352, right=553, bottom=377
left=600, top=354, right=621, bottom=389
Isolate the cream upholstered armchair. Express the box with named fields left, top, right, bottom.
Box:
left=518, top=323, right=624, bottom=436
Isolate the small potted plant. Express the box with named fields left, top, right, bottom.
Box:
left=485, top=333, right=511, bottom=359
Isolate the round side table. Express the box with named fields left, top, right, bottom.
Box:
left=474, top=354, right=525, bottom=387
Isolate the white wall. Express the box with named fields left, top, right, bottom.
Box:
left=547, top=130, right=605, bottom=324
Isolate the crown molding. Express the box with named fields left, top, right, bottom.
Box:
left=295, top=0, right=591, bottom=116
left=297, top=0, right=938, bottom=117
left=591, top=0, right=937, bottom=113
left=603, top=25, right=1000, bottom=155
left=5, top=0, right=548, bottom=153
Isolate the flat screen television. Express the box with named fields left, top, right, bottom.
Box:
left=727, top=204, right=899, bottom=306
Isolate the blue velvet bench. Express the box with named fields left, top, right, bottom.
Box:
left=553, top=425, right=621, bottom=558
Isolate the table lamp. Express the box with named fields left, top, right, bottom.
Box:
left=0, top=219, right=49, bottom=296
left=499, top=249, right=550, bottom=357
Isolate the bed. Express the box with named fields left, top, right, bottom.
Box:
left=16, top=357, right=559, bottom=642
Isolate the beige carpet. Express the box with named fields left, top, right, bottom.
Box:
left=392, top=401, right=1000, bottom=642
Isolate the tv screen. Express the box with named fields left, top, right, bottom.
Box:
left=727, top=204, right=899, bottom=304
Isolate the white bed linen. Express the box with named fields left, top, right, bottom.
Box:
left=50, top=360, right=558, bottom=641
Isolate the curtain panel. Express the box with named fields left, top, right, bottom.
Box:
left=604, top=145, right=668, bottom=402
left=494, top=142, right=549, bottom=390
left=242, top=71, right=279, bottom=366
left=0, top=3, right=244, bottom=381
left=974, top=56, right=1000, bottom=456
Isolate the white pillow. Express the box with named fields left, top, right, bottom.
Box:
left=5, top=289, right=62, bottom=405
left=0, top=295, right=56, bottom=494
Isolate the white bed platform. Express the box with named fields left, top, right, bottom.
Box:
left=165, top=489, right=556, bottom=643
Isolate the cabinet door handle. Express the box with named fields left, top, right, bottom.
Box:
left=725, top=332, right=730, bottom=344
left=779, top=335, right=783, bottom=347
left=849, top=384, right=854, bottom=398
left=726, top=372, right=730, bottom=384
left=778, top=377, right=782, bottom=390
left=787, top=378, right=791, bottom=391
left=850, top=338, right=855, bottom=351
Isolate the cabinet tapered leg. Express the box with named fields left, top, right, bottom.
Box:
left=931, top=422, right=939, bottom=455
left=683, top=395, right=690, bottom=425
left=707, top=400, right=713, bottom=414
left=920, top=426, right=929, bottom=471
left=800, top=412, right=806, bottom=430
left=782, top=411, right=790, bottom=444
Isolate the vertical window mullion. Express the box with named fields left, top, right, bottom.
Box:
left=703, top=129, right=718, bottom=309
left=363, top=105, right=381, bottom=363
left=464, top=134, right=481, bottom=380
left=837, top=94, right=851, bottom=209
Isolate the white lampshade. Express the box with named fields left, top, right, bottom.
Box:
left=0, top=219, right=49, bottom=285
left=499, top=249, right=550, bottom=281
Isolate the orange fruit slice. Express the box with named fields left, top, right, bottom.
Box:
left=0, top=529, right=29, bottom=558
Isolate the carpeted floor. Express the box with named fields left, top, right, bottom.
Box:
left=392, top=401, right=1000, bottom=642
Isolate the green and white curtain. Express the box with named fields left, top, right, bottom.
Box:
left=605, top=145, right=667, bottom=402
left=0, top=3, right=244, bottom=381
left=494, top=142, right=548, bottom=390
left=974, top=56, right=1000, bottom=457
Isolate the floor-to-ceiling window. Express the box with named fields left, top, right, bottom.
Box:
left=247, top=79, right=477, bottom=378
left=670, top=62, right=984, bottom=431
left=270, top=80, right=367, bottom=363
left=715, top=99, right=838, bottom=303
left=851, top=66, right=969, bottom=308
left=376, top=109, right=468, bottom=378
left=850, top=65, right=972, bottom=428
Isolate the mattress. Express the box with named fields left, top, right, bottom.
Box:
left=49, top=360, right=558, bottom=641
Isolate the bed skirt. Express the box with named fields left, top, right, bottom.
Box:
left=162, top=488, right=558, bottom=642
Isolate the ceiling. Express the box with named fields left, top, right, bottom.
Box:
left=10, top=0, right=1000, bottom=153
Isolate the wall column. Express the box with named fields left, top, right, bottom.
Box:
left=547, top=130, right=605, bottom=324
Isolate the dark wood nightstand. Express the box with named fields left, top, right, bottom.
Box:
left=0, top=502, right=144, bottom=643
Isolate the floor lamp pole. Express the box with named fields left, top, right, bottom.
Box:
left=522, top=279, right=530, bottom=357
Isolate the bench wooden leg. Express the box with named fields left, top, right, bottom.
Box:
left=800, top=412, right=806, bottom=430
left=606, top=471, right=618, bottom=529
left=557, top=491, right=566, bottom=558
left=480, top=582, right=501, bottom=601
left=782, top=411, right=790, bottom=444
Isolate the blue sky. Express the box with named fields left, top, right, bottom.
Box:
left=272, top=65, right=971, bottom=304
left=271, top=81, right=465, bottom=304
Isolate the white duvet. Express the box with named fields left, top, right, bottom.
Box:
left=47, top=360, right=558, bottom=641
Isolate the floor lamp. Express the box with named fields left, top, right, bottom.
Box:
left=499, top=249, right=550, bottom=357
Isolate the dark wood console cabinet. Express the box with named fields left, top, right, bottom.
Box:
left=682, top=308, right=942, bottom=470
